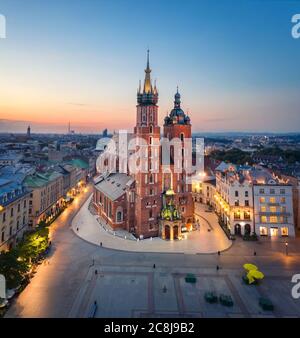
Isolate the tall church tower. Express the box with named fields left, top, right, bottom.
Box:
left=133, top=51, right=162, bottom=239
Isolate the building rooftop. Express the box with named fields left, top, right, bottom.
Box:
left=67, top=158, right=89, bottom=170
left=94, top=173, right=134, bottom=201
left=0, top=176, right=30, bottom=207
left=24, top=171, right=62, bottom=188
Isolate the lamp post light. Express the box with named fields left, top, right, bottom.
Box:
left=285, top=242, right=289, bottom=256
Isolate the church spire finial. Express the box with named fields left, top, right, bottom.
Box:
left=147, top=49, right=150, bottom=70
left=174, top=87, right=181, bottom=108
left=143, top=49, right=152, bottom=94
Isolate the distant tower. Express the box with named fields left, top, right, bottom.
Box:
left=27, top=125, right=31, bottom=139
left=102, top=128, right=108, bottom=137
left=68, top=121, right=71, bottom=134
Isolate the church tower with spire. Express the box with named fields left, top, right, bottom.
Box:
left=133, top=50, right=162, bottom=238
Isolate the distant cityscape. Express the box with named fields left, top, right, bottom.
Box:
left=1, top=123, right=300, bottom=247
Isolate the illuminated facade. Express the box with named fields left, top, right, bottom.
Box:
left=0, top=180, right=30, bottom=251
left=93, top=52, right=194, bottom=240
left=214, top=162, right=295, bottom=237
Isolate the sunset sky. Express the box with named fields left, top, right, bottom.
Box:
left=0, top=0, right=300, bottom=134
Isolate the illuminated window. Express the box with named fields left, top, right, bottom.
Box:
left=260, top=227, right=268, bottom=236
left=270, top=206, right=277, bottom=213
left=260, top=197, right=265, bottom=203
left=281, top=227, right=288, bottom=236
left=270, top=227, right=279, bottom=236
left=260, top=216, right=267, bottom=223
left=280, top=197, right=286, bottom=204
left=234, top=212, right=241, bottom=220
left=260, top=206, right=267, bottom=212
left=270, top=197, right=276, bottom=204
left=270, top=216, right=278, bottom=223
left=244, top=211, right=251, bottom=220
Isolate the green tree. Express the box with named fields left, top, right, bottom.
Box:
left=17, top=227, right=49, bottom=263
left=0, top=251, right=29, bottom=289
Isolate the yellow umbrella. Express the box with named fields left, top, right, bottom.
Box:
left=247, top=270, right=264, bottom=284
left=248, top=270, right=264, bottom=280
left=243, top=263, right=258, bottom=271
left=246, top=272, right=256, bottom=284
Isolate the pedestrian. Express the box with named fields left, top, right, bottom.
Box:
left=95, top=269, right=98, bottom=275
left=254, top=251, right=257, bottom=256
left=100, top=242, right=102, bottom=247
left=153, top=264, right=156, bottom=269
left=77, top=227, right=79, bottom=232
left=217, top=251, right=221, bottom=256
left=216, top=265, right=220, bottom=271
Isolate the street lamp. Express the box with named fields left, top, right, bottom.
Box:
left=285, top=242, right=289, bottom=256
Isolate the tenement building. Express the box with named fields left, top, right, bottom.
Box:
left=24, top=170, right=64, bottom=227
left=0, top=171, right=30, bottom=251
left=214, top=162, right=295, bottom=238
left=93, top=52, right=194, bottom=240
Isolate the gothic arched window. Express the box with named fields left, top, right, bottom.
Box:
left=116, top=207, right=123, bottom=223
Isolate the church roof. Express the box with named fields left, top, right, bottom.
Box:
left=164, top=89, right=190, bottom=126
left=94, top=173, right=134, bottom=201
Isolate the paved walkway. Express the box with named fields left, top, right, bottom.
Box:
left=71, top=197, right=232, bottom=254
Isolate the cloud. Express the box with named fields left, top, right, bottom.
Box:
left=0, top=118, right=30, bottom=124
left=67, top=103, right=90, bottom=107
left=201, top=117, right=236, bottom=123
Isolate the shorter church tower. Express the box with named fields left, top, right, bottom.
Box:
left=162, top=89, right=194, bottom=235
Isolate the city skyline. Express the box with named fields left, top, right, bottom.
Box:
left=1, top=0, right=300, bottom=134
